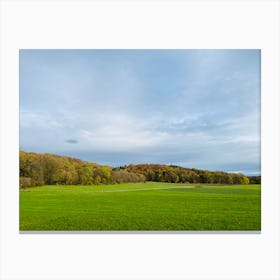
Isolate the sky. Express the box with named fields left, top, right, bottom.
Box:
left=20, top=49, right=261, bottom=175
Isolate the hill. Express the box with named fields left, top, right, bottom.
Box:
left=19, top=151, right=255, bottom=187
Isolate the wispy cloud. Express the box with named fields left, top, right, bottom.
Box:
left=65, top=139, right=78, bottom=144
left=20, top=111, right=62, bottom=129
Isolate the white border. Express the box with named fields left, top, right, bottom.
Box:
left=1, top=1, right=279, bottom=279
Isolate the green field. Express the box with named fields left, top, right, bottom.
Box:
left=20, top=182, right=261, bottom=231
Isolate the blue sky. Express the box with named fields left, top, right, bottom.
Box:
left=20, top=49, right=261, bottom=175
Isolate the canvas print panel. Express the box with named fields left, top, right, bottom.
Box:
left=19, top=49, right=261, bottom=231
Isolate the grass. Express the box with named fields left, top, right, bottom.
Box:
left=20, top=182, right=261, bottom=231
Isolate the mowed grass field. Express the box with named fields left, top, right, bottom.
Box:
left=20, top=182, right=261, bottom=231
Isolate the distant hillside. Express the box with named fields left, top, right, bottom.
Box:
left=121, top=164, right=250, bottom=185
left=20, top=151, right=257, bottom=188
left=20, top=151, right=145, bottom=188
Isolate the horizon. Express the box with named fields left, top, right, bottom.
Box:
left=20, top=49, right=261, bottom=176
left=19, top=149, right=261, bottom=177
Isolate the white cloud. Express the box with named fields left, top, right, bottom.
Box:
left=20, top=111, right=62, bottom=129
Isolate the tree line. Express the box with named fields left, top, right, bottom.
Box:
left=123, top=164, right=251, bottom=185
left=20, top=151, right=259, bottom=188
left=247, top=176, right=261, bottom=184
left=20, top=151, right=145, bottom=188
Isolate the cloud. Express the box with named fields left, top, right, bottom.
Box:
left=65, top=139, right=78, bottom=144
left=20, top=111, right=62, bottom=129
left=19, top=50, right=261, bottom=175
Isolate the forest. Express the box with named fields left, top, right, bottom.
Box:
left=19, top=151, right=259, bottom=188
